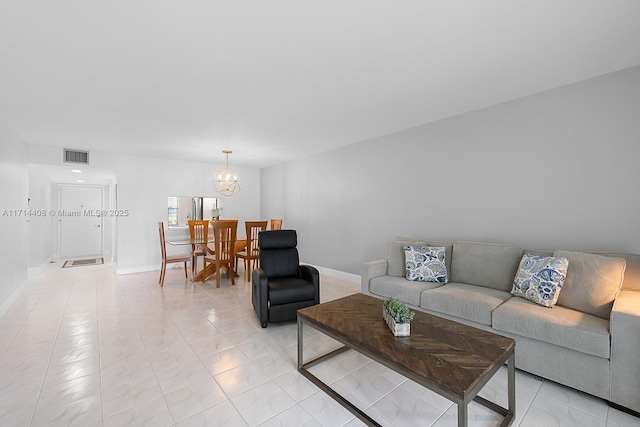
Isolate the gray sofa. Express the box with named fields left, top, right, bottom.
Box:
left=361, top=238, right=640, bottom=414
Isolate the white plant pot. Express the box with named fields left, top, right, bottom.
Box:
left=383, top=307, right=410, bottom=337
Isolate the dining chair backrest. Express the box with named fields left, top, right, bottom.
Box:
left=188, top=220, right=209, bottom=242
left=270, top=218, right=283, bottom=230
left=212, top=220, right=238, bottom=262
left=246, top=221, right=268, bottom=257
left=158, top=222, right=168, bottom=259
left=158, top=221, right=190, bottom=285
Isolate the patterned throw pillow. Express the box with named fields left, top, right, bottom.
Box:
left=511, top=254, right=569, bottom=308
left=404, top=246, right=448, bottom=283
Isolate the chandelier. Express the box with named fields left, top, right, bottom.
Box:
left=213, top=150, right=241, bottom=196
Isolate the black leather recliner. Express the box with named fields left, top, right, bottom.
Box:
left=252, top=230, right=320, bottom=328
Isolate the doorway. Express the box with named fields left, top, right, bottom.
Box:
left=58, top=185, right=103, bottom=258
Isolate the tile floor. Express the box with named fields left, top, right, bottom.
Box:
left=1, top=259, right=639, bottom=427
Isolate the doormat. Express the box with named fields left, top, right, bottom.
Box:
left=62, top=257, right=104, bottom=268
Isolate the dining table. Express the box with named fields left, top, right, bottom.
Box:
left=167, top=236, right=247, bottom=282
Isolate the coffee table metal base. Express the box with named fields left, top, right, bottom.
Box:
left=297, top=318, right=515, bottom=427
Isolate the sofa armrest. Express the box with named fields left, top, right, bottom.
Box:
left=610, top=290, right=640, bottom=412
left=252, top=268, right=270, bottom=328
left=300, top=265, right=320, bottom=304
left=361, top=259, right=388, bottom=295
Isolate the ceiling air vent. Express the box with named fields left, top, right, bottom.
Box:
left=63, top=149, right=89, bottom=164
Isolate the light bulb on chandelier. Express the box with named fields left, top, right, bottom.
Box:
left=213, top=150, right=241, bottom=196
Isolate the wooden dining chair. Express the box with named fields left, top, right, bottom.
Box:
left=203, top=220, right=238, bottom=287
left=188, top=220, right=212, bottom=278
left=270, top=218, right=283, bottom=230
left=158, top=222, right=190, bottom=286
left=216, top=220, right=244, bottom=266
left=236, top=220, right=268, bottom=282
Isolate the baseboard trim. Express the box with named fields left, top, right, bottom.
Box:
left=609, top=401, right=640, bottom=419
left=116, top=264, right=160, bottom=275
left=0, top=278, right=28, bottom=319
left=116, top=262, right=361, bottom=284
left=301, top=263, right=361, bottom=284
left=28, top=256, right=54, bottom=276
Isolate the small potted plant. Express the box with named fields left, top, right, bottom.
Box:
left=383, top=297, right=415, bottom=337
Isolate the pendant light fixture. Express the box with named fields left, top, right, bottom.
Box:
left=213, top=150, right=241, bottom=196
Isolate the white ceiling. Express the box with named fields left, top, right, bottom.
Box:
left=2, top=1, right=640, bottom=169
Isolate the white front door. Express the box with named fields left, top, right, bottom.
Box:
left=59, top=185, right=103, bottom=258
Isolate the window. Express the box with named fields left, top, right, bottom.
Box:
left=167, top=197, right=178, bottom=226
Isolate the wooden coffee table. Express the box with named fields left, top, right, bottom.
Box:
left=297, top=293, right=515, bottom=427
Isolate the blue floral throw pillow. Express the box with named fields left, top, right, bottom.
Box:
left=511, top=253, right=569, bottom=308
left=404, top=246, right=448, bottom=283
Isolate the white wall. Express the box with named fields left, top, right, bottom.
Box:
left=0, top=117, right=29, bottom=316
left=261, top=66, right=640, bottom=275
left=28, top=145, right=261, bottom=273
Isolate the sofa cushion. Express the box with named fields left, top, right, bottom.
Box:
left=450, top=242, right=523, bottom=292
left=493, top=297, right=610, bottom=358
left=370, top=276, right=442, bottom=307
left=420, top=283, right=512, bottom=325
left=511, top=253, right=569, bottom=308
left=404, top=246, right=448, bottom=283
left=268, top=277, right=316, bottom=305
left=387, top=240, right=426, bottom=277
left=554, top=250, right=626, bottom=319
